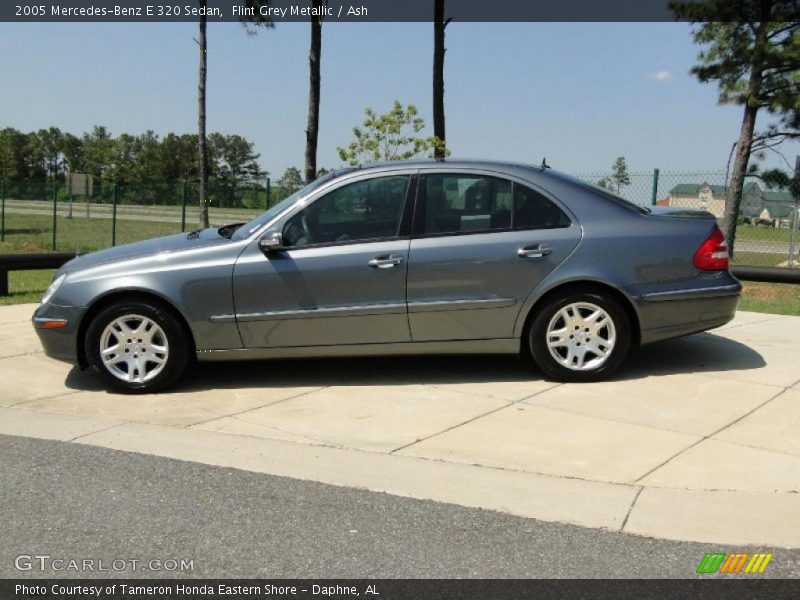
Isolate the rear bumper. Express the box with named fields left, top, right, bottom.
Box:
left=32, top=303, right=85, bottom=365
left=637, top=279, right=741, bottom=345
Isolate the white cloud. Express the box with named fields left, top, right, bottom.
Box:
left=649, top=70, right=674, bottom=83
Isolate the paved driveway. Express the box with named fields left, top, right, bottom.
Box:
left=2, top=303, right=799, bottom=547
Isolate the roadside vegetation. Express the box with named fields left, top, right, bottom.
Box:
left=0, top=213, right=185, bottom=254
left=0, top=269, right=52, bottom=306
left=738, top=282, right=800, bottom=316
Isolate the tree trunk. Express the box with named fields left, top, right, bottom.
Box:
left=723, top=19, right=768, bottom=258
left=197, top=4, right=209, bottom=229
left=432, top=0, right=446, bottom=158
left=304, top=3, right=322, bottom=184
left=725, top=104, right=759, bottom=257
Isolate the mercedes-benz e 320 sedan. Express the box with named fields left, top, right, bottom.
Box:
left=33, top=160, right=740, bottom=392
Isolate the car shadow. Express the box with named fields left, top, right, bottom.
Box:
left=64, top=331, right=765, bottom=394
left=612, top=332, right=766, bottom=381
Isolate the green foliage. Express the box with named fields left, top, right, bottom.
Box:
left=671, top=1, right=799, bottom=125
left=276, top=166, right=304, bottom=194
left=671, top=0, right=800, bottom=255
left=596, top=177, right=613, bottom=190
left=0, top=126, right=264, bottom=187
left=337, top=100, right=448, bottom=166
left=671, top=0, right=800, bottom=180
left=755, top=166, right=800, bottom=200
left=0, top=128, right=48, bottom=180
left=83, top=125, right=115, bottom=180
left=611, top=157, right=631, bottom=193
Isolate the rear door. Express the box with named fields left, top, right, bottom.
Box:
left=407, top=170, right=581, bottom=341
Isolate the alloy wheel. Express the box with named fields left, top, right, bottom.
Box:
left=99, top=314, right=170, bottom=383
left=545, top=302, right=616, bottom=371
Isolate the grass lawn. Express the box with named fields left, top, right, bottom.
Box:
left=0, top=268, right=54, bottom=306
left=730, top=251, right=789, bottom=267
left=735, top=224, right=796, bottom=243
left=0, top=212, right=184, bottom=254
left=738, top=282, right=800, bottom=316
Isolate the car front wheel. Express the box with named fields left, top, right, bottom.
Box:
left=529, top=290, right=631, bottom=383
left=86, top=300, right=189, bottom=393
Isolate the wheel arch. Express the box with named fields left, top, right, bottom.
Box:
left=76, top=289, right=197, bottom=369
left=518, top=279, right=641, bottom=354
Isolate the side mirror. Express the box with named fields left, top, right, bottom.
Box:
left=258, top=231, right=284, bottom=253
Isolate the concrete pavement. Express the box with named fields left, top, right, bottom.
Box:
left=2, top=303, right=800, bottom=547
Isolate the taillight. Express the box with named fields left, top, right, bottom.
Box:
left=693, top=226, right=729, bottom=271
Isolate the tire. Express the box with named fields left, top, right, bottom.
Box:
left=528, top=290, right=631, bottom=383
left=85, top=300, right=190, bottom=393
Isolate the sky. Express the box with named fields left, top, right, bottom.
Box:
left=0, top=21, right=797, bottom=178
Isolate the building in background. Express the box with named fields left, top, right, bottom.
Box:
left=659, top=182, right=796, bottom=228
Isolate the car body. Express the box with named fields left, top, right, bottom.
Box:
left=33, top=159, right=741, bottom=392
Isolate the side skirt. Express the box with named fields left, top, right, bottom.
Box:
left=196, top=339, right=520, bottom=362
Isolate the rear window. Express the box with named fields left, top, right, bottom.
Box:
left=420, top=174, right=571, bottom=236
left=559, top=174, right=651, bottom=214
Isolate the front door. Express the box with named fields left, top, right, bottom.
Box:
left=407, top=171, right=582, bottom=341
left=232, top=173, right=415, bottom=348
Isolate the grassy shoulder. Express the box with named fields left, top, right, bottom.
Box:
left=738, top=281, right=800, bottom=316
left=736, top=224, right=797, bottom=243
left=0, top=212, right=183, bottom=254
left=731, top=251, right=790, bottom=267
left=0, top=269, right=54, bottom=306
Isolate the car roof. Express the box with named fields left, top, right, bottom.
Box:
left=341, top=158, right=594, bottom=202
left=350, top=158, right=548, bottom=173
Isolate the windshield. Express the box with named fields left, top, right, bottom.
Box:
left=231, top=169, right=354, bottom=241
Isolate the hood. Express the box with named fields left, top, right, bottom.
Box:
left=61, top=227, right=230, bottom=274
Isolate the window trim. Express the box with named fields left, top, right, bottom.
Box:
left=412, top=172, right=572, bottom=239
left=277, top=173, right=418, bottom=251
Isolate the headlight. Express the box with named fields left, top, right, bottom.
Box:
left=41, top=274, right=66, bottom=305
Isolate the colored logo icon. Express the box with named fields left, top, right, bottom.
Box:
left=696, top=552, right=773, bottom=574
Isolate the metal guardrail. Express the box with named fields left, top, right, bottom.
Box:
left=0, top=253, right=798, bottom=298
left=731, top=266, right=800, bottom=285
left=0, top=252, right=77, bottom=296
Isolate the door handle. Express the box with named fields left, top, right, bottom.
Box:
left=368, top=254, right=404, bottom=269
left=517, top=244, right=552, bottom=259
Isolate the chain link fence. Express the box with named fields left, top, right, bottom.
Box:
left=0, top=179, right=285, bottom=254
left=572, top=170, right=800, bottom=269
left=1, top=171, right=798, bottom=266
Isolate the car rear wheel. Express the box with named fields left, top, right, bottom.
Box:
left=529, top=290, right=631, bottom=383
left=86, top=300, right=189, bottom=393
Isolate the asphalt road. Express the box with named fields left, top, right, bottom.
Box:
left=1, top=434, right=799, bottom=579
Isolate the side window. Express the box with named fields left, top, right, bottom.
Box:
left=283, top=175, right=410, bottom=247
left=423, top=174, right=512, bottom=235
left=514, top=184, right=571, bottom=230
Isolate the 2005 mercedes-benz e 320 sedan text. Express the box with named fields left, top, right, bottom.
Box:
left=33, top=159, right=741, bottom=393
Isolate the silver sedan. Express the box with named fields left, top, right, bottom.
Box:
left=33, top=160, right=741, bottom=392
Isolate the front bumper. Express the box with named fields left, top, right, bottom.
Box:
left=32, top=303, right=86, bottom=365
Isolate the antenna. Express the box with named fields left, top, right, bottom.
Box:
left=541, top=157, right=550, bottom=169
